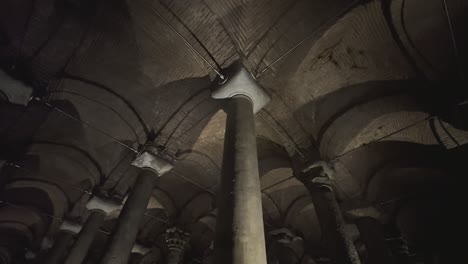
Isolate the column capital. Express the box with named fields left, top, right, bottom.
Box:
left=132, top=146, right=173, bottom=176
left=131, top=243, right=151, bottom=255
left=211, top=65, right=271, bottom=113
left=0, top=70, right=33, bottom=105
left=86, top=196, right=122, bottom=214
left=296, top=160, right=334, bottom=188
left=59, top=220, right=82, bottom=234
left=41, top=237, right=54, bottom=250
left=165, top=227, right=190, bottom=252
left=269, top=228, right=303, bottom=245
left=345, top=206, right=383, bottom=221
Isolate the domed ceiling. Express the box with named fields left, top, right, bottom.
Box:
left=0, top=0, right=467, bottom=263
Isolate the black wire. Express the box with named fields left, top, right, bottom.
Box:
left=17, top=13, right=66, bottom=67
left=400, top=0, right=443, bottom=76
left=60, top=73, right=153, bottom=140
left=13, top=0, right=38, bottom=65
left=47, top=90, right=142, bottom=144
left=0, top=90, right=7, bottom=101
left=200, top=0, right=242, bottom=59
left=245, top=0, right=301, bottom=58
left=333, top=116, right=434, bottom=160
left=429, top=117, right=446, bottom=149
left=381, top=0, right=426, bottom=79
left=164, top=103, right=219, bottom=148
left=108, top=151, right=137, bottom=191
left=260, top=108, right=307, bottom=155
left=55, top=17, right=92, bottom=75
left=437, top=116, right=460, bottom=146
left=162, top=96, right=211, bottom=147
left=157, top=0, right=223, bottom=71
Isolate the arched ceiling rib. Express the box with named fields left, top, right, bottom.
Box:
left=1, top=0, right=468, bottom=261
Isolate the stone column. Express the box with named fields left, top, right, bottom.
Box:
left=165, top=227, right=190, bottom=264
left=64, top=197, right=121, bottom=264
left=100, top=148, right=173, bottom=264
left=45, top=221, right=81, bottom=264
left=298, top=162, right=361, bottom=264
left=132, top=243, right=161, bottom=264
left=212, top=66, right=271, bottom=264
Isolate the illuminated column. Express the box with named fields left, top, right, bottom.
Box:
left=64, top=197, right=121, bottom=264
left=212, top=66, right=271, bottom=264
left=101, top=147, right=173, bottom=264
left=45, top=221, right=81, bottom=264
left=298, top=162, right=361, bottom=264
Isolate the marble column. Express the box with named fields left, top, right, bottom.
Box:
left=212, top=66, right=271, bottom=264
left=100, top=148, right=173, bottom=264
left=298, top=162, right=361, bottom=264
left=45, top=221, right=81, bottom=264
left=64, top=197, right=121, bottom=264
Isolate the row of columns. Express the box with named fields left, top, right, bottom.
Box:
left=41, top=66, right=271, bottom=264
left=299, top=162, right=398, bottom=264
left=64, top=196, right=120, bottom=264
left=211, top=67, right=394, bottom=264
left=307, top=183, right=361, bottom=264
left=100, top=169, right=159, bottom=263
left=40, top=148, right=176, bottom=264
left=39, top=66, right=392, bottom=264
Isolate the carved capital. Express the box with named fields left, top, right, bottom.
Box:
left=59, top=220, right=82, bottom=234
left=132, top=146, right=173, bottom=176
left=211, top=65, right=270, bottom=113
left=86, top=196, right=122, bottom=214
left=165, top=227, right=190, bottom=252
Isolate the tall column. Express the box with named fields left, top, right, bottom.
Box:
left=100, top=148, right=173, bottom=264
left=165, top=227, right=190, bottom=264
left=298, top=162, right=361, bottom=264
left=64, top=197, right=121, bottom=264
left=45, top=232, right=74, bottom=264
left=45, top=221, right=81, bottom=264
left=212, top=66, right=271, bottom=264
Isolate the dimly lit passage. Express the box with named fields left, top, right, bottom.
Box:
left=0, top=0, right=467, bottom=263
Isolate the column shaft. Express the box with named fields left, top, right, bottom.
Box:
left=101, top=169, right=156, bottom=264
left=356, top=217, right=393, bottom=264
left=308, top=184, right=361, bottom=264
left=45, top=231, right=75, bottom=264
left=167, top=250, right=183, bottom=264
left=215, top=96, right=267, bottom=264
left=64, top=210, right=106, bottom=264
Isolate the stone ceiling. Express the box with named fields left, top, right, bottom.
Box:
left=1, top=0, right=467, bottom=261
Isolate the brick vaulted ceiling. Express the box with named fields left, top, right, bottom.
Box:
left=0, top=0, right=467, bottom=262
